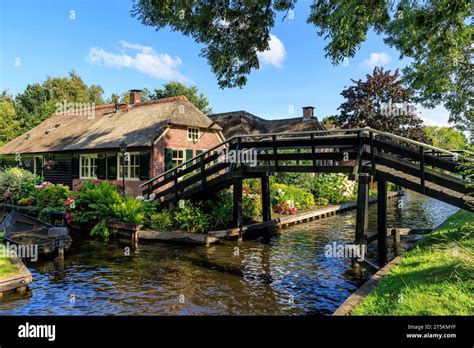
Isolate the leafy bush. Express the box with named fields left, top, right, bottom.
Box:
left=111, top=196, right=145, bottom=225
left=149, top=209, right=174, bottom=230
left=90, top=220, right=110, bottom=241
left=271, top=183, right=315, bottom=211
left=66, top=181, right=122, bottom=224
left=208, top=191, right=233, bottom=229
left=173, top=199, right=209, bottom=233
left=0, top=167, right=42, bottom=202
left=310, top=173, right=356, bottom=204
left=32, top=184, right=72, bottom=211
left=242, top=192, right=262, bottom=220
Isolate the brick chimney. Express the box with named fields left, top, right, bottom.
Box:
left=302, top=106, right=315, bottom=121
left=129, top=89, right=142, bottom=105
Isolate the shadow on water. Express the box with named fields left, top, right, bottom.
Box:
left=0, top=191, right=458, bottom=315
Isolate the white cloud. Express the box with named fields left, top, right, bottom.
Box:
left=87, top=41, right=189, bottom=82
left=417, top=105, right=451, bottom=127
left=361, top=52, right=391, bottom=69
left=257, top=34, right=287, bottom=68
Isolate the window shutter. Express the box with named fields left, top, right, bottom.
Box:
left=72, top=155, right=79, bottom=179
left=96, top=155, right=107, bottom=180
left=139, top=152, right=150, bottom=180
left=107, top=154, right=117, bottom=180
left=196, top=150, right=203, bottom=172
left=186, top=149, right=193, bottom=168
left=164, top=148, right=173, bottom=171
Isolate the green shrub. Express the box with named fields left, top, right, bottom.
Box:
left=68, top=181, right=122, bottom=224
left=32, top=184, right=72, bottom=211
left=271, top=183, right=315, bottom=210
left=208, top=191, right=233, bottom=229
left=173, top=199, right=209, bottom=233
left=243, top=192, right=262, bottom=220
left=90, top=220, right=110, bottom=241
left=310, top=173, right=356, bottom=204
left=150, top=210, right=174, bottom=230
left=111, top=196, right=145, bottom=225
left=0, top=167, right=42, bottom=202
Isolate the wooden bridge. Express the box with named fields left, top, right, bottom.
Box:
left=140, top=128, right=473, bottom=265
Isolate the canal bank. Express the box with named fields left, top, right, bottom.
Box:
left=338, top=210, right=474, bottom=315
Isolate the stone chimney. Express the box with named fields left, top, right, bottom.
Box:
left=302, top=106, right=315, bottom=121
left=129, top=89, right=142, bottom=105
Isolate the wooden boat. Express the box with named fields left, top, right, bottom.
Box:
left=0, top=211, right=72, bottom=257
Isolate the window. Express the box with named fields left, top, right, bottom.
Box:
left=172, top=149, right=185, bottom=167
left=80, top=155, right=98, bottom=179
left=187, top=127, right=199, bottom=141
left=118, top=153, right=140, bottom=180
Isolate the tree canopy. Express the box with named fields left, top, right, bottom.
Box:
left=2, top=71, right=105, bottom=144
left=132, top=0, right=473, bottom=129
left=149, top=82, right=212, bottom=114
left=423, top=126, right=468, bottom=151
left=335, top=67, right=425, bottom=141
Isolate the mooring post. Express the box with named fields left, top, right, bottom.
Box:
left=261, top=174, right=271, bottom=222
left=355, top=173, right=369, bottom=259
left=377, top=179, right=388, bottom=265
left=233, top=178, right=243, bottom=230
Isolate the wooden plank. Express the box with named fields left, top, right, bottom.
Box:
left=355, top=173, right=369, bottom=259
left=261, top=175, right=271, bottom=222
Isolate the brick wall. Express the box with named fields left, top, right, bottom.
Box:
left=152, top=125, right=224, bottom=177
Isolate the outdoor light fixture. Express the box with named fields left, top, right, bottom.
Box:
left=119, top=140, right=127, bottom=195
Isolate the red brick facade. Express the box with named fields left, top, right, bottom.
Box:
left=72, top=125, right=224, bottom=197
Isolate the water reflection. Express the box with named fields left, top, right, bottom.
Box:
left=0, top=191, right=458, bottom=315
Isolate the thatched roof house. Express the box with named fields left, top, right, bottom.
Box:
left=0, top=92, right=224, bottom=195
left=209, top=106, right=325, bottom=138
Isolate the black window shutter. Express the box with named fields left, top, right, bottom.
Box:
left=196, top=150, right=203, bottom=172
left=107, top=154, right=117, bottom=180
left=72, top=155, right=79, bottom=179
left=186, top=149, right=193, bottom=168
left=164, top=148, right=173, bottom=178
left=139, top=152, right=150, bottom=180
left=96, top=155, right=107, bottom=180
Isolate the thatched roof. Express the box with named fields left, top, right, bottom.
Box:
left=209, top=110, right=326, bottom=138
left=0, top=96, right=221, bottom=155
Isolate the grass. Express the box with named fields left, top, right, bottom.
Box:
left=352, top=210, right=474, bottom=315
left=0, top=243, right=20, bottom=279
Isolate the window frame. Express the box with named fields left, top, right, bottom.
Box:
left=33, top=155, right=44, bottom=175
left=187, top=127, right=200, bottom=142
left=79, top=154, right=98, bottom=179
left=117, top=152, right=140, bottom=181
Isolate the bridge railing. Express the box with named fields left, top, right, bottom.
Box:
left=140, top=127, right=473, bottom=201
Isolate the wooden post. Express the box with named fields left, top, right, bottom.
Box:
left=419, top=146, right=425, bottom=193
left=261, top=175, right=271, bottom=222
left=233, top=178, right=243, bottom=229
left=355, top=173, right=369, bottom=259
left=377, top=179, right=388, bottom=265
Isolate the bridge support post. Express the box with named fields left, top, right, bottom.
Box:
left=377, top=179, right=388, bottom=265
left=261, top=175, right=271, bottom=222
left=355, top=173, right=369, bottom=260
left=233, top=178, right=243, bottom=229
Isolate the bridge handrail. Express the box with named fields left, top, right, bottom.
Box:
left=139, top=128, right=363, bottom=187
left=140, top=127, right=472, bottom=188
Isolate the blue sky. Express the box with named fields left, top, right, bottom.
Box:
left=0, top=0, right=450, bottom=126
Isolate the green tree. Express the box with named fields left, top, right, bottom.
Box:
left=13, top=71, right=105, bottom=135
left=0, top=91, right=20, bottom=145
left=132, top=0, right=472, bottom=128
left=336, top=67, right=425, bottom=141
left=149, top=82, right=212, bottom=114
left=424, top=126, right=468, bottom=151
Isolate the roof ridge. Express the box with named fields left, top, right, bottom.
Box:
left=93, top=95, right=190, bottom=111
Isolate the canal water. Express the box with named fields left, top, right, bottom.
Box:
left=0, top=191, right=458, bottom=315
